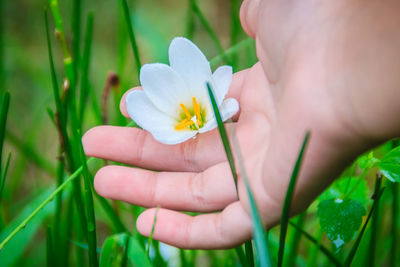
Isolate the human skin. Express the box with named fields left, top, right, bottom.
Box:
left=82, top=0, right=400, bottom=249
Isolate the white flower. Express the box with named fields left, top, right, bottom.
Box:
left=126, top=37, right=239, bottom=145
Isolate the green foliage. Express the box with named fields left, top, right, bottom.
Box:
left=357, top=152, right=379, bottom=170
left=99, top=233, right=151, bottom=267
left=318, top=198, right=366, bottom=250
left=378, top=145, right=400, bottom=182
left=320, top=177, right=369, bottom=207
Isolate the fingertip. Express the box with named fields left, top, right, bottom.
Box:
left=136, top=208, right=158, bottom=236
left=93, top=165, right=114, bottom=198
left=120, top=87, right=142, bottom=118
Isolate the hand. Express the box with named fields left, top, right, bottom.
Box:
left=83, top=0, right=400, bottom=249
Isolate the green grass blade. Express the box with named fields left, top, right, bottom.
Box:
left=185, top=0, right=195, bottom=39
left=71, top=0, right=81, bottom=78
left=344, top=182, right=385, bottom=266
left=286, top=213, right=305, bottom=267
left=121, top=0, right=141, bottom=78
left=245, top=241, right=255, bottom=267
left=0, top=187, right=62, bottom=265
left=209, top=38, right=254, bottom=67
left=206, top=83, right=238, bottom=193
left=100, top=233, right=151, bottom=267
left=79, top=12, right=94, bottom=123
left=367, top=172, right=382, bottom=267
left=5, top=129, right=56, bottom=176
left=277, top=132, right=310, bottom=267
left=146, top=206, right=159, bottom=259
left=0, top=91, right=10, bottom=174
left=207, top=82, right=271, bottom=267
left=191, top=0, right=231, bottom=65
left=0, top=157, right=97, bottom=250
left=76, top=130, right=98, bottom=266
left=229, top=0, right=241, bottom=68
left=0, top=0, right=4, bottom=88
left=0, top=152, right=10, bottom=204
left=46, top=225, right=54, bottom=267
left=391, top=182, right=398, bottom=266
left=288, top=221, right=341, bottom=267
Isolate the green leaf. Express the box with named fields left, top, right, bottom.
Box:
left=378, top=146, right=400, bottom=182
left=319, top=177, right=369, bottom=207
left=318, top=198, right=366, bottom=250
left=99, top=233, right=151, bottom=267
left=357, top=151, right=379, bottom=170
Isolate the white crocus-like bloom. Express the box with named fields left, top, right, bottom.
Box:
left=126, top=37, right=239, bottom=145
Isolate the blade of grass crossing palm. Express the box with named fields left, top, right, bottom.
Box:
left=344, top=187, right=385, bottom=266
left=121, top=0, right=141, bottom=78
left=288, top=221, right=341, bottom=267
left=79, top=12, right=94, bottom=123
left=0, top=91, right=9, bottom=174
left=277, top=132, right=310, bottom=267
left=207, top=83, right=271, bottom=267
left=191, top=0, right=232, bottom=65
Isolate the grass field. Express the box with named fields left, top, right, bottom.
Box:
left=0, top=0, right=399, bottom=266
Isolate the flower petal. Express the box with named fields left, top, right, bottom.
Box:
left=212, top=65, right=233, bottom=105
left=140, top=63, right=192, bottom=118
left=199, top=98, right=239, bottom=134
left=126, top=90, right=196, bottom=145
left=169, top=37, right=211, bottom=103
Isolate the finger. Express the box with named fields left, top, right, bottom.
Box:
left=119, top=68, right=249, bottom=118
left=94, top=162, right=237, bottom=212
left=136, top=202, right=253, bottom=249
left=82, top=124, right=236, bottom=172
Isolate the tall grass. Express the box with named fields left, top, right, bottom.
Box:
left=0, top=0, right=399, bottom=266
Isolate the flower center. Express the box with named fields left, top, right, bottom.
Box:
left=175, top=97, right=206, bottom=131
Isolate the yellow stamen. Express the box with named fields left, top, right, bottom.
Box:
left=174, top=118, right=194, bottom=130
left=192, top=97, right=202, bottom=127
left=180, top=103, right=192, bottom=120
